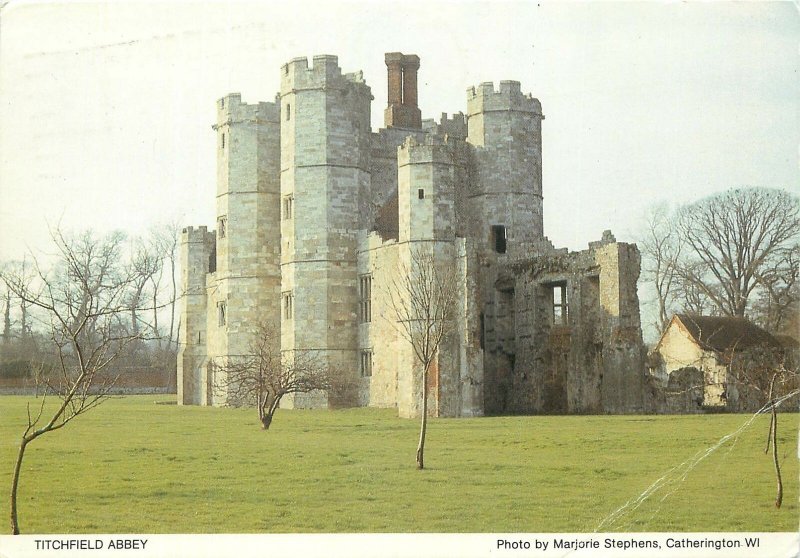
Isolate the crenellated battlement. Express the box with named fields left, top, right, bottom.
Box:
left=344, top=70, right=367, bottom=85
left=466, top=81, right=542, bottom=116
left=182, top=225, right=215, bottom=243
left=214, top=93, right=279, bottom=130
left=588, top=229, right=618, bottom=250
left=397, top=134, right=455, bottom=166
left=422, top=112, right=468, bottom=138
left=280, top=54, right=371, bottom=98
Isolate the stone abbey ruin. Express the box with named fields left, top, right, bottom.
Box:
left=177, top=53, right=646, bottom=417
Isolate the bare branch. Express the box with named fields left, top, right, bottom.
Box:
left=673, top=188, right=800, bottom=320
left=5, top=227, right=146, bottom=534
left=212, top=321, right=334, bottom=430
left=385, top=244, right=460, bottom=469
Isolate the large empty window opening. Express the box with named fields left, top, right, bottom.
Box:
left=491, top=225, right=507, bottom=254
left=359, top=274, right=372, bottom=323
left=551, top=282, right=568, bottom=325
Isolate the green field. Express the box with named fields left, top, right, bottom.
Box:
left=0, top=395, right=797, bottom=533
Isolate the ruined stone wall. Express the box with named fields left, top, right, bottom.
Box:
left=595, top=241, right=645, bottom=413
left=451, top=237, right=484, bottom=417
left=177, top=226, right=215, bottom=405
left=655, top=326, right=727, bottom=408
left=279, top=56, right=372, bottom=408
left=482, top=236, right=645, bottom=415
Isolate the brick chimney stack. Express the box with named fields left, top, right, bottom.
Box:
left=384, top=52, right=422, bottom=129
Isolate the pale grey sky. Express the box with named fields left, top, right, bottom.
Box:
left=0, top=1, right=798, bottom=263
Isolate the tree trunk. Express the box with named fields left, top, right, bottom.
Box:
left=3, top=291, right=11, bottom=343
left=20, top=302, right=27, bottom=338
left=10, top=437, right=29, bottom=535
left=152, top=289, right=160, bottom=349
left=260, top=395, right=281, bottom=431
left=766, top=375, right=783, bottom=508
left=416, top=361, right=429, bottom=470
left=765, top=378, right=775, bottom=454
left=258, top=394, right=275, bottom=430
left=130, top=305, right=139, bottom=336
left=771, top=405, right=782, bottom=508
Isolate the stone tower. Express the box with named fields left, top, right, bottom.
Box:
left=466, top=81, right=545, bottom=255
left=279, top=56, right=373, bottom=407
left=466, top=82, right=546, bottom=414
left=177, top=225, right=215, bottom=405
left=206, top=94, right=281, bottom=404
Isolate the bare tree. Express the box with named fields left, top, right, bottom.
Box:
left=125, top=238, right=162, bottom=337
left=2, top=287, right=10, bottom=344
left=214, top=322, right=332, bottom=430
left=149, top=221, right=180, bottom=351
left=387, top=246, right=459, bottom=470
left=639, top=203, right=683, bottom=334
left=752, top=244, right=799, bottom=335
left=675, top=270, right=713, bottom=316
left=1, top=228, right=143, bottom=534
left=675, top=188, right=800, bottom=319
left=1, top=257, right=36, bottom=340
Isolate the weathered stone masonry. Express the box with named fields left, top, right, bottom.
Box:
left=177, top=52, right=646, bottom=416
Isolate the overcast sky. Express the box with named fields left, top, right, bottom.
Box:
left=0, top=1, right=798, bottom=264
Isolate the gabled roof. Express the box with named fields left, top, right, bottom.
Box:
left=670, top=314, right=782, bottom=353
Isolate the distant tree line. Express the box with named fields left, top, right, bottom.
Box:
left=0, top=223, right=181, bottom=388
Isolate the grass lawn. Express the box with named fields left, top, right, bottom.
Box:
left=0, top=395, right=796, bottom=533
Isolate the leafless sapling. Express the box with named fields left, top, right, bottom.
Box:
left=387, top=246, right=459, bottom=470
left=2, top=229, right=144, bottom=534
left=214, top=322, right=332, bottom=430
